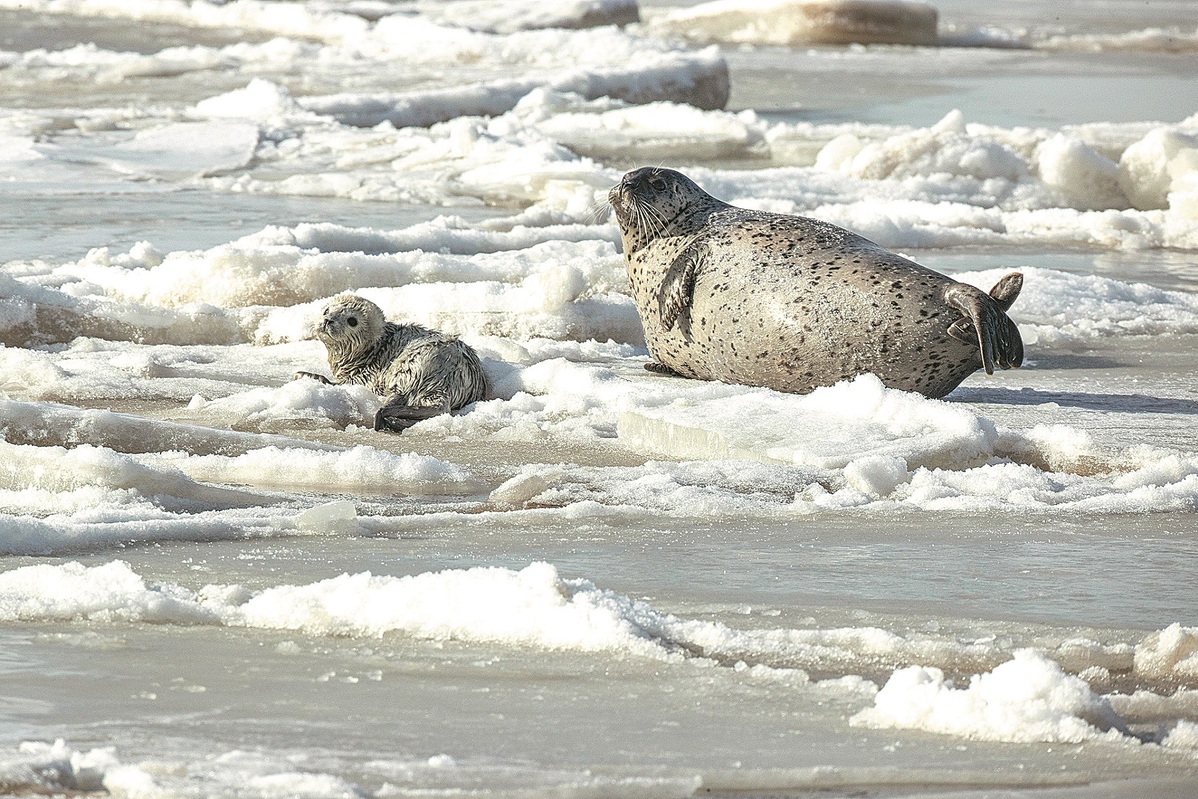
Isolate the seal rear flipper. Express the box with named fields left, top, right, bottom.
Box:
left=988, top=272, right=1023, bottom=311
left=945, top=271, right=1025, bottom=343
left=373, top=400, right=446, bottom=433
left=658, top=241, right=707, bottom=332
left=943, top=283, right=1024, bottom=375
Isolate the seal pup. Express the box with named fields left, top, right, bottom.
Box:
left=295, top=294, right=488, bottom=432
left=609, top=167, right=1023, bottom=399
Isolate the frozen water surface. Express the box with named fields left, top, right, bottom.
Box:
left=1, top=0, right=1197, bottom=796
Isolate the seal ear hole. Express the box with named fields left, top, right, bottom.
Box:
left=346, top=317, right=358, bottom=327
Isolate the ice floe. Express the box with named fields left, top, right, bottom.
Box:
left=646, top=0, right=939, bottom=47
left=850, top=649, right=1127, bottom=743
left=3, top=558, right=1197, bottom=749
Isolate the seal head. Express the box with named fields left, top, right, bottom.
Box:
left=609, top=167, right=717, bottom=254
left=314, top=294, right=388, bottom=374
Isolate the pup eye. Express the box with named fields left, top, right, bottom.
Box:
left=346, top=317, right=358, bottom=327
left=649, top=177, right=666, bottom=191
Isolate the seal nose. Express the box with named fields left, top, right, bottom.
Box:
left=611, top=172, right=640, bottom=208
left=625, top=168, right=650, bottom=189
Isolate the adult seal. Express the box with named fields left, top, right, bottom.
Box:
left=295, top=294, right=488, bottom=432
left=609, top=167, right=1023, bottom=399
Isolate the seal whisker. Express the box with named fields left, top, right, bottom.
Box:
left=633, top=198, right=667, bottom=241
left=643, top=203, right=670, bottom=237
left=584, top=196, right=612, bottom=224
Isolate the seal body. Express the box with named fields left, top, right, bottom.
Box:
left=609, top=167, right=1023, bottom=399
left=296, top=294, right=488, bottom=432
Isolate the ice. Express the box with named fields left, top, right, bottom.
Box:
left=0, top=559, right=1109, bottom=672
left=618, top=373, right=996, bottom=471
left=3, top=739, right=365, bottom=799
left=981, top=266, right=1198, bottom=345
left=842, top=455, right=910, bottom=497
left=17, top=81, right=1191, bottom=252
left=44, top=121, right=260, bottom=180
left=2, top=0, right=1198, bottom=791
left=0, top=273, right=245, bottom=348
left=193, top=78, right=308, bottom=122
left=151, top=445, right=484, bottom=497
left=0, top=0, right=374, bottom=44
left=412, top=0, right=640, bottom=33
left=280, top=48, right=729, bottom=128
left=39, top=225, right=626, bottom=309
left=1164, top=721, right=1198, bottom=749
left=0, top=560, right=221, bottom=623
left=0, top=738, right=704, bottom=799
left=183, top=380, right=380, bottom=432
left=646, top=0, right=939, bottom=47
left=0, top=438, right=268, bottom=511
left=0, top=398, right=338, bottom=455
left=524, top=89, right=764, bottom=163
left=7, top=239, right=1198, bottom=519
left=293, top=499, right=357, bottom=534
left=4, top=199, right=1198, bottom=525
left=1133, top=624, right=1198, bottom=682
left=0, top=7, right=1196, bottom=254
left=851, top=650, right=1127, bottom=743
left=12, top=76, right=1174, bottom=250
left=488, top=472, right=554, bottom=508
left=1035, top=134, right=1125, bottom=210
left=4, top=557, right=1192, bottom=733
left=1118, top=128, right=1198, bottom=211
left=252, top=216, right=619, bottom=257
left=0, top=740, right=115, bottom=795
left=1040, top=27, right=1198, bottom=54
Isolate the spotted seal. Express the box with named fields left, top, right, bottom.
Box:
left=609, top=167, right=1023, bottom=399
left=295, top=294, right=488, bottom=432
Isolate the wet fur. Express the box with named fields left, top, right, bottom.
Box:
left=609, top=167, right=1023, bottom=399
left=297, top=295, right=488, bottom=431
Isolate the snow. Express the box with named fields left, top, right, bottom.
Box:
left=1164, top=720, right=1198, bottom=750
left=0, top=558, right=1151, bottom=688
left=1118, top=128, right=1198, bottom=211
left=2, top=0, right=1198, bottom=790
left=152, top=445, right=483, bottom=497
left=851, top=650, right=1127, bottom=743
left=412, top=0, right=640, bottom=34
left=1133, top=624, right=1198, bottom=681
left=619, top=373, right=997, bottom=471
left=0, top=738, right=704, bottom=799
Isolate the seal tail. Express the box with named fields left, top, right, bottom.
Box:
left=943, top=275, right=1024, bottom=375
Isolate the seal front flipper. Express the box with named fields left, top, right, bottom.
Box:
left=374, top=398, right=446, bottom=433
left=943, top=282, right=1024, bottom=375
left=644, top=361, right=683, bottom=376
left=658, top=240, right=707, bottom=332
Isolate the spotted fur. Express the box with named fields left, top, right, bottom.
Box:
left=609, top=167, right=1024, bottom=399
left=298, top=294, right=487, bottom=430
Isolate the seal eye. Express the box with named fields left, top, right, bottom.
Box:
left=648, top=176, right=666, bottom=192
left=346, top=316, right=358, bottom=327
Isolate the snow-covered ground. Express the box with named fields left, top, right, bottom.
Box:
left=2, top=0, right=1197, bottom=796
